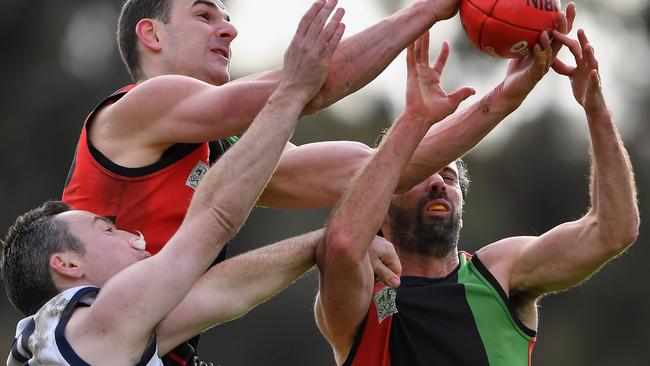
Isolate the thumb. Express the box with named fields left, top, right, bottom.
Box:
left=448, top=87, right=476, bottom=107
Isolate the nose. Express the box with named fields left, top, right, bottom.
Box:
left=217, top=21, right=238, bottom=42
left=427, top=174, right=446, bottom=193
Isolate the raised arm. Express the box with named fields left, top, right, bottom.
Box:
left=67, top=4, right=346, bottom=359
left=303, top=0, right=462, bottom=113
left=258, top=4, right=576, bottom=209
left=316, top=34, right=474, bottom=364
left=483, top=29, right=638, bottom=302
left=394, top=4, right=577, bottom=191
left=93, top=0, right=460, bottom=167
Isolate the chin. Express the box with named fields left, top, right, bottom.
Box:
left=208, top=70, right=230, bottom=86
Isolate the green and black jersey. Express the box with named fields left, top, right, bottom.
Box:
left=344, top=252, right=536, bottom=366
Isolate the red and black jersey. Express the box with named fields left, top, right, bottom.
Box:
left=62, top=85, right=234, bottom=255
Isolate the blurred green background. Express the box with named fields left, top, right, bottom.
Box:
left=1, top=0, right=648, bottom=365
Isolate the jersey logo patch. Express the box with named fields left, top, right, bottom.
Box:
left=374, top=287, right=398, bottom=323
left=186, top=161, right=209, bottom=190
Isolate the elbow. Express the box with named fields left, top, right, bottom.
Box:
left=321, top=226, right=366, bottom=266
left=619, top=214, right=640, bottom=248
left=611, top=211, right=640, bottom=252
left=589, top=212, right=640, bottom=255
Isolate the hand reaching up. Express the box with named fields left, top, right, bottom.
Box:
left=403, top=32, right=475, bottom=126
left=279, top=0, right=346, bottom=101
left=552, top=29, right=607, bottom=115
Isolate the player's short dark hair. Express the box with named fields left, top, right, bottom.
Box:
left=117, top=0, right=173, bottom=81
left=374, top=127, right=470, bottom=199
left=1, top=201, right=85, bottom=316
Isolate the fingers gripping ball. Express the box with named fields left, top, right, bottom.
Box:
left=460, top=0, right=561, bottom=58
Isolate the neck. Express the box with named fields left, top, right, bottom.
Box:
left=396, top=246, right=460, bottom=278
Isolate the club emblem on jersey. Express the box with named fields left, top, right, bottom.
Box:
left=374, top=287, right=398, bottom=323
left=186, top=161, right=209, bottom=189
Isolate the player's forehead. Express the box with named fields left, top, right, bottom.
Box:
left=174, top=0, right=230, bottom=19
left=179, top=0, right=227, bottom=11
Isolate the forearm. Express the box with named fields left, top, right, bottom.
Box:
left=397, top=86, right=520, bottom=192
left=586, top=110, right=638, bottom=245
left=156, top=229, right=322, bottom=353
left=213, top=229, right=323, bottom=316
left=328, top=115, right=430, bottom=255
left=183, top=88, right=307, bottom=258
left=305, top=1, right=441, bottom=113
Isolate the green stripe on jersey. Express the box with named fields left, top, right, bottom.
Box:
left=457, top=254, right=533, bottom=365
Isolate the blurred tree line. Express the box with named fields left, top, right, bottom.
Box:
left=0, top=1, right=648, bottom=365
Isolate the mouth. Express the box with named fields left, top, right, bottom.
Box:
left=425, top=199, right=451, bottom=214
left=210, top=47, right=229, bottom=62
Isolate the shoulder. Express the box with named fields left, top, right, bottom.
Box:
left=475, top=236, right=537, bottom=294
left=109, top=76, right=211, bottom=115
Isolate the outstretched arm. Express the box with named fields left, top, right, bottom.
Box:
left=66, top=5, right=346, bottom=361
left=396, top=3, right=577, bottom=191
left=96, top=0, right=458, bottom=164
left=303, top=0, right=461, bottom=113
left=316, top=34, right=474, bottom=364
left=259, top=4, right=576, bottom=208
left=155, top=229, right=324, bottom=354
left=481, top=29, right=639, bottom=301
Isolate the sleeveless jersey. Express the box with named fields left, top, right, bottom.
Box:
left=62, top=85, right=237, bottom=255
left=7, top=286, right=162, bottom=366
left=344, top=252, right=537, bottom=366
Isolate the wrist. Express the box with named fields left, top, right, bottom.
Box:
left=395, top=111, right=433, bottom=136
left=491, top=82, right=525, bottom=113
left=400, top=1, right=440, bottom=28
left=274, top=82, right=315, bottom=106
left=420, top=0, right=458, bottom=22
left=585, top=107, right=612, bottom=122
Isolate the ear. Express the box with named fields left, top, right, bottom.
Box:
left=135, top=18, right=163, bottom=53
left=50, top=252, right=84, bottom=280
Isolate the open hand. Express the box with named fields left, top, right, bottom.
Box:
left=279, top=0, right=346, bottom=100
left=552, top=29, right=606, bottom=114
left=403, top=32, right=475, bottom=126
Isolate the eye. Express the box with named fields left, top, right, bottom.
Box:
left=442, top=175, right=455, bottom=182
left=198, top=12, right=210, bottom=21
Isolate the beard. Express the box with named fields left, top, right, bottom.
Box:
left=388, top=192, right=462, bottom=258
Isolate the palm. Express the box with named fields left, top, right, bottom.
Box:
left=567, top=63, right=591, bottom=107
left=406, top=62, right=455, bottom=121
left=404, top=34, right=474, bottom=125
left=552, top=29, right=606, bottom=114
